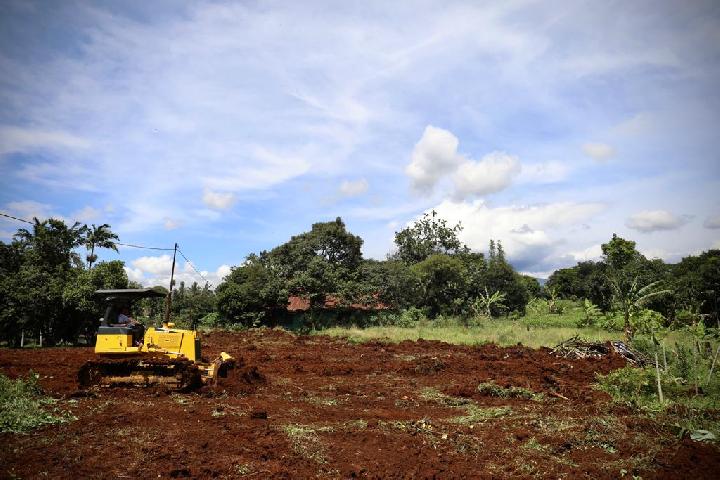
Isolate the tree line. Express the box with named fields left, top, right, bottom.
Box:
left=1, top=214, right=718, bottom=345
left=214, top=212, right=537, bottom=328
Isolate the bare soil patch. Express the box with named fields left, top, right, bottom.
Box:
left=1, top=329, right=718, bottom=478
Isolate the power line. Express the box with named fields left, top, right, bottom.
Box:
left=116, top=242, right=174, bottom=251
left=2, top=210, right=215, bottom=285
left=0, top=211, right=34, bottom=225
left=2, top=211, right=175, bottom=251
left=177, top=247, right=213, bottom=287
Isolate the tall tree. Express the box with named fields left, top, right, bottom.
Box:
left=262, top=217, right=363, bottom=306
left=8, top=218, right=87, bottom=345
left=84, top=223, right=119, bottom=269
left=392, top=210, right=467, bottom=264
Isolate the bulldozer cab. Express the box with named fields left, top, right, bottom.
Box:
left=93, top=288, right=166, bottom=346
left=93, top=288, right=166, bottom=326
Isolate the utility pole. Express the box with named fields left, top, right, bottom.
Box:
left=164, top=243, right=178, bottom=325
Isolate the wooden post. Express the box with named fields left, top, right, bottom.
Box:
left=707, top=346, right=720, bottom=385
left=164, top=243, right=178, bottom=325
left=39, top=331, right=43, bottom=348
left=20, top=330, right=24, bottom=348
left=654, top=352, right=664, bottom=404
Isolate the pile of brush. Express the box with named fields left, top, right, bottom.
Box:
left=552, top=335, right=648, bottom=365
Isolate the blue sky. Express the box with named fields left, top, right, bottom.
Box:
left=1, top=0, right=719, bottom=287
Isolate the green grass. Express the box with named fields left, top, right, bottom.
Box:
left=596, top=335, right=720, bottom=437
left=317, top=319, right=621, bottom=348
left=0, top=373, right=75, bottom=434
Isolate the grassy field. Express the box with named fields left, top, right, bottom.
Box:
left=318, top=320, right=621, bottom=348
left=317, top=301, right=624, bottom=348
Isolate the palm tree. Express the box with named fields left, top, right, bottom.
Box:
left=610, top=278, right=671, bottom=340
left=85, top=223, right=119, bottom=269
left=15, top=218, right=87, bottom=267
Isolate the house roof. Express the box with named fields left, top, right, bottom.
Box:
left=287, top=295, right=389, bottom=312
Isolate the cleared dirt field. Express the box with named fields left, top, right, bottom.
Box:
left=1, top=329, right=718, bottom=479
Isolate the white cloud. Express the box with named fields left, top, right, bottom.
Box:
left=123, top=266, right=145, bottom=284
left=704, top=214, right=720, bottom=229
left=427, top=199, right=606, bottom=272
left=163, top=218, right=181, bottom=230
left=626, top=210, right=692, bottom=233
left=517, top=161, right=570, bottom=184
left=202, top=189, right=236, bottom=210
left=131, top=255, right=174, bottom=276
left=126, top=255, right=231, bottom=288
left=569, top=244, right=603, bottom=262
left=406, top=125, right=463, bottom=193
left=1, top=200, right=64, bottom=224
left=0, top=125, right=90, bottom=155
left=201, top=146, right=311, bottom=192
left=582, top=142, right=615, bottom=162
left=72, top=206, right=101, bottom=223
left=406, top=127, right=521, bottom=199
left=452, top=152, right=521, bottom=199
left=339, top=178, right=369, bottom=197
left=614, top=112, right=655, bottom=136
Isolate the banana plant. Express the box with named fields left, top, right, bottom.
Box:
left=473, top=287, right=507, bottom=318
left=610, top=278, right=671, bottom=340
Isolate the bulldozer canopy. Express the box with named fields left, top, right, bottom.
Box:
left=93, top=288, right=167, bottom=304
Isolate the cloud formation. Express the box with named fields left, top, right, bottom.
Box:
left=582, top=142, right=615, bottom=162
left=339, top=179, right=369, bottom=197
left=426, top=199, right=606, bottom=274
left=124, top=256, right=231, bottom=289
left=406, top=126, right=463, bottom=193
left=704, top=215, right=720, bottom=229
left=406, top=126, right=521, bottom=199
left=452, top=152, right=521, bottom=200
left=0, top=125, right=90, bottom=155
left=1, top=1, right=719, bottom=277
left=202, top=190, right=236, bottom=210
left=626, top=210, right=692, bottom=233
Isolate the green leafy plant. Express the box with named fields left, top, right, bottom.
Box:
left=0, top=373, right=75, bottom=433
left=577, top=299, right=602, bottom=327
left=472, top=288, right=507, bottom=318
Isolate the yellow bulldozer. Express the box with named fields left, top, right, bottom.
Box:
left=78, top=288, right=234, bottom=390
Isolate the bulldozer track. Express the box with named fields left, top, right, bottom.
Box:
left=78, top=356, right=203, bottom=391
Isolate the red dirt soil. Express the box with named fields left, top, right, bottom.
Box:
left=1, top=329, right=718, bottom=479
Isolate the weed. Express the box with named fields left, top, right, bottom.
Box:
left=339, top=419, right=368, bottom=431
left=420, top=387, right=472, bottom=407
left=522, top=437, right=547, bottom=451
left=282, top=424, right=327, bottom=463
left=449, top=405, right=512, bottom=425
left=530, top=416, right=575, bottom=433
left=234, top=463, right=253, bottom=475
left=476, top=381, right=542, bottom=400
left=304, top=396, right=338, bottom=407
left=418, top=387, right=512, bottom=424
left=0, top=373, right=76, bottom=434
